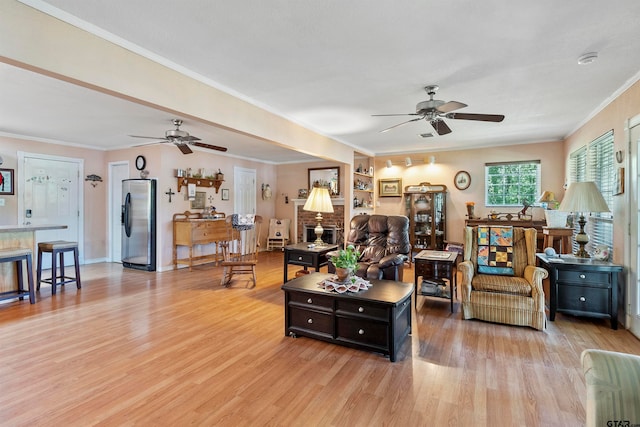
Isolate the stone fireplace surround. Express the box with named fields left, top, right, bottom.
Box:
left=293, top=198, right=344, bottom=244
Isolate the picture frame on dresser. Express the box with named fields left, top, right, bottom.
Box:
left=0, top=169, right=14, bottom=195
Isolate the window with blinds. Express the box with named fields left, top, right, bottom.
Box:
left=485, top=160, right=541, bottom=206
left=567, top=130, right=614, bottom=253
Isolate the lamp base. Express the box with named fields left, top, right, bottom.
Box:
left=313, top=213, right=326, bottom=246
left=574, top=214, right=590, bottom=258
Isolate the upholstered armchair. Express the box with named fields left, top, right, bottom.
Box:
left=328, top=214, right=410, bottom=281
left=458, top=226, right=548, bottom=330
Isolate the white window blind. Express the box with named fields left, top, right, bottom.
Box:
left=567, top=131, right=614, bottom=253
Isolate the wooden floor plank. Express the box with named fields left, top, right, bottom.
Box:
left=0, top=252, right=639, bottom=426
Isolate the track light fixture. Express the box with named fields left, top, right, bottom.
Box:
left=386, top=160, right=393, bottom=168
left=405, top=157, right=412, bottom=167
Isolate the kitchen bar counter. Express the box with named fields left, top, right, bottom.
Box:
left=0, top=224, right=67, bottom=295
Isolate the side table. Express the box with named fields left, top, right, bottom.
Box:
left=537, top=254, right=623, bottom=329
left=283, top=242, right=338, bottom=283
left=414, top=250, right=458, bottom=312
left=542, top=227, right=573, bottom=254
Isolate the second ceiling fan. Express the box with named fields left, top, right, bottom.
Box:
left=373, top=85, right=505, bottom=135
left=130, top=119, right=227, bottom=154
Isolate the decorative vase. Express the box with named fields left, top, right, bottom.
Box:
left=335, top=267, right=352, bottom=283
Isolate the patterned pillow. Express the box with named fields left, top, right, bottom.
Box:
left=477, top=226, right=514, bottom=276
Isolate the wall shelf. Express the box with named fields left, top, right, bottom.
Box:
left=176, top=177, right=224, bottom=193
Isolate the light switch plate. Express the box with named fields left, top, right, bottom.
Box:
left=0, top=198, right=5, bottom=206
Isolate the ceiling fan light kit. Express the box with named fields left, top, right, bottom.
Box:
left=373, top=85, right=505, bottom=135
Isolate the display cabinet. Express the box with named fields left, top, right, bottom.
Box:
left=404, top=183, right=447, bottom=252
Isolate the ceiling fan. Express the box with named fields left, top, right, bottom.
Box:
left=373, top=85, right=505, bottom=135
left=129, top=119, right=227, bottom=154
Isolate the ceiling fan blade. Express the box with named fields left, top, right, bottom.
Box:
left=380, top=117, right=424, bottom=133
left=176, top=143, right=193, bottom=154
left=445, top=112, right=505, bottom=122
left=191, top=142, right=228, bottom=152
left=436, top=101, right=467, bottom=113
left=372, top=113, right=422, bottom=117
left=132, top=140, right=167, bottom=147
left=430, top=119, right=452, bottom=135
left=129, top=135, right=166, bottom=140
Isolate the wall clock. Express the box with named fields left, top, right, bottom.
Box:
left=454, top=170, right=471, bottom=190
left=135, top=155, right=146, bottom=171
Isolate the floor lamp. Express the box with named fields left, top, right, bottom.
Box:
left=558, top=182, right=610, bottom=258
left=303, top=187, right=334, bottom=246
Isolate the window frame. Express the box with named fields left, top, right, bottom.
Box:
left=484, top=160, right=541, bottom=207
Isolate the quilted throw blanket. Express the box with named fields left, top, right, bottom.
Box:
left=231, top=214, right=255, bottom=230
left=477, top=226, right=514, bottom=275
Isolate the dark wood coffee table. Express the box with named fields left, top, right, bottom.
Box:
left=282, top=272, right=413, bottom=362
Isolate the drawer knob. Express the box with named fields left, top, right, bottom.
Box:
left=307, top=298, right=313, bottom=304
left=358, top=307, right=364, bottom=313
left=579, top=274, right=586, bottom=279
left=579, top=296, right=586, bottom=302
left=358, top=329, right=365, bottom=335
left=307, top=318, right=313, bottom=324
left=298, top=256, right=303, bottom=261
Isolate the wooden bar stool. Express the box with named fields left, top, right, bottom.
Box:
left=37, top=241, right=81, bottom=295
left=0, top=247, right=35, bottom=304
left=542, top=227, right=573, bottom=254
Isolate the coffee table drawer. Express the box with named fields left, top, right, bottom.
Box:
left=336, top=300, right=389, bottom=321
left=289, top=292, right=333, bottom=309
left=287, top=252, right=314, bottom=266
left=336, top=317, right=388, bottom=348
left=289, top=307, right=333, bottom=335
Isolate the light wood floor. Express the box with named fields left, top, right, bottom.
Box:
left=1, top=251, right=639, bottom=426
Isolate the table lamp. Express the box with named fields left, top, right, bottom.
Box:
left=536, top=190, right=556, bottom=209
left=558, top=182, right=609, bottom=258
left=303, top=187, right=334, bottom=245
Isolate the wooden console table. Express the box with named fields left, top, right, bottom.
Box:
left=173, top=211, right=228, bottom=271
left=282, top=272, right=413, bottom=362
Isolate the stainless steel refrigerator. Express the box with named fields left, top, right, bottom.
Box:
left=121, top=179, right=156, bottom=271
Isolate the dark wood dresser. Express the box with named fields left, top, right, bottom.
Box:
left=282, top=273, right=413, bottom=362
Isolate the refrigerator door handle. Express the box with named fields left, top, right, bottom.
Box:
left=123, top=192, right=132, bottom=238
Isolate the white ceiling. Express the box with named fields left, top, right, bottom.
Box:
left=4, top=0, right=640, bottom=163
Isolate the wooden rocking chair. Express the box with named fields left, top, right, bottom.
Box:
left=220, top=215, right=263, bottom=288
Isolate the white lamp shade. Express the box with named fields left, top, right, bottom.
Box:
left=303, top=187, right=334, bottom=213
left=558, top=182, right=609, bottom=213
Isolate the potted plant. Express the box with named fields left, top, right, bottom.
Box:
left=331, top=244, right=360, bottom=282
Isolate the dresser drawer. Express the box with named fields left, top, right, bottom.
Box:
left=288, top=292, right=333, bottom=310
left=336, top=317, right=388, bottom=348
left=557, top=285, right=610, bottom=314
left=415, top=261, right=452, bottom=278
left=557, top=269, right=610, bottom=286
left=289, top=307, right=333, bottom=335
left=336, top=300, right=389, bottom=321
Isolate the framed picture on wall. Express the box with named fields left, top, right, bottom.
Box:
left=0, top=169, right=14, bottom=195
left=614, top=167, right=625, bottom=195
left=221, top=188, right=230, bottom=201
left=379, top=178, right=402, bottom=197
left=190, top=191, right=206, bottom=209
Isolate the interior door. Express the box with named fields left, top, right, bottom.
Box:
left=234, top=166, right=256, bottom=215
left=109, top=161, right=129, bottom=263
left=628, top=115, right=640, bottom=337
left=18, top=152, right=82, bottom=269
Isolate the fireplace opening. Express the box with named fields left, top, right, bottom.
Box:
left=304, top=224, right=337, bottom=245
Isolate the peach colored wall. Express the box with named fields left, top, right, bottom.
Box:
left=563, top=80, right=640, bottom=265
left=374, top=141, right=565, bottom=243
left=0, top=135, right=107, bottom=261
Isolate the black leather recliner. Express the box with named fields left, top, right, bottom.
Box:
left=328, top=214, right=410, bottom=281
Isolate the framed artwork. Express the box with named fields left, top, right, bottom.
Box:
left=454, top=170, right=471, bottom=190
left=308, top=167, right=340, bottom=196
left=379, top=178, right=402, bottom=197
left=614, top=167, right=625, bottom=195
left=368, top=166, right=374, bottom=176
left=0, top=168, right=14, bottom=195
left=221, top=188, right=230, bottom=201
left=190, top=191, right=206, bottom=209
